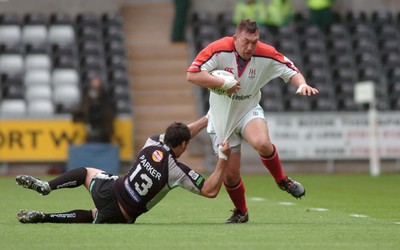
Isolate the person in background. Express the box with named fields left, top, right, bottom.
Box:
left=73, top=76, right=116, bottom=143
left=16, top=116, right=233, bottom=224
left=233, top=0, right=267, bottom=26
left=265, top=0, right=294, bottom=34
left=306, top=0, right=335, bottom=31
left=172, top=0, right=190, bottom=42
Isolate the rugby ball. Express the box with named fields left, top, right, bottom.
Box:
left=208, top=70, right=236, bottom=95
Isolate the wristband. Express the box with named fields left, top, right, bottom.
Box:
left=296, top=83, right=308, bottom=94
left=206, top=110, right=211, bottom=120
left=218, top=145, right=228, bottom=160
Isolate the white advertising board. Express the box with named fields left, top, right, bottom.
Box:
left=267, top=112, right=400, bottom=160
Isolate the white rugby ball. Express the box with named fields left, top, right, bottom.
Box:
left=208, top=70, right=235, bottom=95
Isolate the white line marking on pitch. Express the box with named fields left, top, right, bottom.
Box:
left=309, top=207, right=329, bottom=212
left=278, top=201, right=294, bottom=206
left=249, top=197, right=267, bottom=202
left=394, top=222, right=400, bottom=225
left=350, top=214, right=369, bottom=218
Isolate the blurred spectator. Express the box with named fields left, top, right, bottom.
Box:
left=265, top=0, right=294, bottom=34
left=233, top=0, right=267, bottom=26
left=306, top=0, right=335, bottom=31
left=171, top=0, right=190, bottom=42
left=73, top=76, right=116, bottom=143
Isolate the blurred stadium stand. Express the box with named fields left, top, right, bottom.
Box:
left=0, top=10, right=133, bottom=175
left=0, top=12, right=132, bottom=117
left=190, top=10, right=400, bottom=112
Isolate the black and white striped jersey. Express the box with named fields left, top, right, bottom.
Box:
left=113, top=134, right=206, bottom=218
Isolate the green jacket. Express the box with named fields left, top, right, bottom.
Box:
left=306, top=0, right=334, bottom=10
left=265, top=0, right=293, bottom=26
left=233, top=0, right=267, bottom=25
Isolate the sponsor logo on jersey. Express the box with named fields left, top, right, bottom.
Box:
left=248, top=68, right=256, bottom=80
left=228, top=94, right=252, bottom=100
left=224, top=67, right=234, bottom=74
left=152, top=150, right=164, bottom=162
left=188, top=170, right=199, bottom=180
left=124, top=178, right=141, bottom=202
left=208, top=87, right=229, bottom=95
left=196, top=176, right=204, bottom=186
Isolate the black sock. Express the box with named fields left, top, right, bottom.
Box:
left=48, top=167, right=87, bottom=191
left=43, top=210, right=93, bottom=223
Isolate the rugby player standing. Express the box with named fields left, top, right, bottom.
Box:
left=187, top=19, right=319, bottom=223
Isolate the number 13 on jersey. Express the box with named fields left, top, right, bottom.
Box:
left=129, top=163, right=153, bottom=196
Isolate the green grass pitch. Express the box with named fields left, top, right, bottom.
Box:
left=1, top=173, right=399, bottom=250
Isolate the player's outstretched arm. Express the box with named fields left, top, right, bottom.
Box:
left=290, top=73, right=319, bottom=96
left=187, top=115, right=209, bottom=139
left=199, top=141, right=231, bottom=198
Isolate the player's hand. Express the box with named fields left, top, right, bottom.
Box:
left=221, top=77, right=238, bottom=90
left=227, top=79, right=241, bottom=95
left=218, top=140, right=231, bottom=160
left=296, top=84, right=319, bottom=96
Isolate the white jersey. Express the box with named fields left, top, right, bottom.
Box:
left=188, top=36, right=299, bottom=143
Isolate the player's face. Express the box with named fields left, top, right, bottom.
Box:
left=175, top=141, right=188, bottom=158
left=233, top=30, right=259, bottom=60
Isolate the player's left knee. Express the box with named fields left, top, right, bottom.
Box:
left=254, top=142, right=273, bottom=156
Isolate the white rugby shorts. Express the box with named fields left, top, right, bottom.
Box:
left=207, top=104, right=266, bottom=154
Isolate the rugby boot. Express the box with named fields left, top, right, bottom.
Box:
left=17, top=209, right=45, bottom=223
left=225, top=209, right=249, bottom=223
left=278, top=176, right=305, bottom=199
left=16, top=175, right=51, bottom=195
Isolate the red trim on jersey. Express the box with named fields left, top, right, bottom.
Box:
left=187, top=37, right=234, bottom=73
left=254, top=42, right=299, bottom=72
left=187, top=36, right=299, bottom=73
